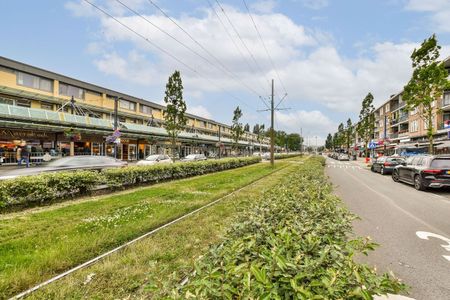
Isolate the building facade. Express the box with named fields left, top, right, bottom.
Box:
left=0, top=56, right=269, bottom=164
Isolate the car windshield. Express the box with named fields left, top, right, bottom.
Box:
left=145, top=155, right=160, bottom=161
left=430, top=158, right=450, bottom=169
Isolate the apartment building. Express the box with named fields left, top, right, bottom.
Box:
left=0, top=56, right=269, bottom=163
left=353, top=57, right=450, bottom=155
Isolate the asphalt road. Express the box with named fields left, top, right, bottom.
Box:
left=326, top=158, right=450, bottom=300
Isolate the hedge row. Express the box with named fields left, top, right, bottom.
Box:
left=0, top=157, right=261, bottom=211
left=177, top=156, right=406, bottom=299
left=274, top=153, right=302, bottom=160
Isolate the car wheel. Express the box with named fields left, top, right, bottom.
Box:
left=414, top=175, right=426, bottom=191
left=380, top=167, right=385, bottom=175
left=371, top=165, right=375, bottom=172
left=392, top=170, right=399, bottom=182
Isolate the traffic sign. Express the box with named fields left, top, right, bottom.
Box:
left=368, top=141, right=376, bottom=149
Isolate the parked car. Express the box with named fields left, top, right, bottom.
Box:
left=338, top=154, right=350, bottom=161
left=136, top=154, right=173, bottom=166
left=262, top=152, right=271, bottom=160
left=180, top=154, right=207, bottom=162
left=392, top=155, right=450, bottom=190
left=0, top=156, right=127, bottom=180
left=371, top=156, right=405, bottom=175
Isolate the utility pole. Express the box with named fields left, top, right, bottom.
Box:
left=114, top=96, right=119, bottom=159
left=270, top=79, right=275, bottom=167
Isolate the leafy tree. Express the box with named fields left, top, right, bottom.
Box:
left=345, top=118, right=353, bottom=151
left=336, top=123, right=345, bottom=148
left=163, top=70, right=187, bottom=159
left=332, top=132, right=339, bottom=149
left=357, top=93, right=375, bottom=158
left=231, top=106, right=244, bottom=151
left=325, top=133, right=333, bottom=150
left=252, top=124, right=260, bottom=134
left=244, top=123, right=250, bottom=132
left=286, top=133, right=302, bottom=151
left=403, top=34, right=450, bottom=154
left=254, top=124, right=265, bottom=153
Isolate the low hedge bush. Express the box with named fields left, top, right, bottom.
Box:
left=0, top=157, right=261, bottom=211
left=274, top=153, right=302, bottom=160
left=176, top=156, right=406, bottom=299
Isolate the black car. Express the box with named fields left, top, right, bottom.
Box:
left=392, top=155, right=450, bottom=190
left=371, top=156, right=405, bottom=175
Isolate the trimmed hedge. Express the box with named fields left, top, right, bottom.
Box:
left=176, top=156, right=406, bottom=299
left=274, top=153, right=302, bottom=160
left=0, top=157, right=261, bottom=211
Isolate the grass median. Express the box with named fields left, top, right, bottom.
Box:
left=0, top=159, right=294, bottom=299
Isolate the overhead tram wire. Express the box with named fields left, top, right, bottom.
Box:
left=205, top=0, right=269, bottom=97
left=83, top=0, right=255, bottom=111
left=214, top=0, right=273, bottom=90
left=146, top=0, right=270, bottom=109
left=242, top=0, right=288, bottom=100
left=115, top=0, right=267, bottom=109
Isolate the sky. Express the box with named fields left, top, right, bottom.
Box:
left=1, top=0, right=450, bottom=145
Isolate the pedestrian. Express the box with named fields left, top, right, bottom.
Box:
left=21, top=147, right=30, bottom=168
left=16, top=147, right=22, bottom=166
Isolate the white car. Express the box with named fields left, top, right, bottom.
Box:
left=180, top=154, right=207, bottom=162
left=136, top=154, right=173, bottom=166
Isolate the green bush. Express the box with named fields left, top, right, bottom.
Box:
left=274, top=153, right=302, bottom=160
left=0, top=157, right=261, bottom=211
left=176, top=156, right=406, bottom=299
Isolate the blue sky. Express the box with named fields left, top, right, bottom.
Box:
left=1, top=0, right=450, bottom=144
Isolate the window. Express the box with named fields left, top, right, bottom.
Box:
left=208, top=123, right=213, bottom=129
left=0, top=96, right=14, bottom=105
left=17, top=72, right=53, bottom=92
left=139, top=104, right=152, bottom=115
left=119, top=99, right=136, bottom=111
left=119, top=117, right=126, bottom=123
left=380, top=107, right=383, bottom=114
left=59, top=83, right=85, bottom=99
left=16, top=99, right=31, bottom=107
left=385, top=103, right=390, bottom=112
left=443, top=92, right=450, bottom=107
left=203, top=121, right=207, bottom=128
left=409, top=120, right=419, bottom=133
left=40, top=102, right=53, bottom=110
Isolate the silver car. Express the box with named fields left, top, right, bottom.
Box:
left=0, top=156, right=127, bottom=180
left=136, top=154, right=173, bottom=166
left=180, top=154, right=207, bottom=162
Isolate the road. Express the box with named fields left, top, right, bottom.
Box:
left=326, top=158, right=450, bottom=300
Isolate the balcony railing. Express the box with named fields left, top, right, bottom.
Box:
left=389, top=133, right=399, bottom=139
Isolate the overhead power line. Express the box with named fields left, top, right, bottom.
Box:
left=242, top=0, right=288, bottom=100
left=145, top=0, right=270, bottom=109
left=83, top=0, right=255, bottom=110
left=214, top=0, right=273, bottom=89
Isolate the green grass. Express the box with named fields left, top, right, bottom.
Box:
left=26, top=158, right=303, bottom=299
left=0, top=160, right=293, bottom=299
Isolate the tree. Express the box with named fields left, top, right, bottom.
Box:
left=332, top=132, right=339, bottom=149
left=254, top=124, right=265, bottom=153
left=286, top=133, right=302, bottom=151
left=163, top=70, right=187, bottom=159
left=336, top=123, right=345, bottom=148
left=252, top=124, right=260, bottom=134
left=244, top=123, right=250, bottom=132
left=357, top=93, right=375, bottom=158
left=231, top=106, right=244, bottom=152
left=403, top=34, right=450, bottom=154
left=325, top=133, right=333, bottom=150
left=345, top=118, right=353, bottom=151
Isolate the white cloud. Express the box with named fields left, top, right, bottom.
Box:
left=300, top=0, right=329, bottom=10
left=250, top=0, right=277, bottom=13
left=188, top=105, right=212, bottom=119
left=405, top=0, right=450, bottom=32
left=276, top=110, right=335, bottom=146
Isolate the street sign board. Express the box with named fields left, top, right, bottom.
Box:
left=368, top=141, right=376, bottom=149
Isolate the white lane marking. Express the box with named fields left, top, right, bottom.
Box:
left=416, top=231, right=450, bottom=262
left=341, top=168, right=447, bottom=236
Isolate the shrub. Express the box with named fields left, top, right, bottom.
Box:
left=274, top=153, right=302, bottom=160
left=176, top=156, right=406, bottom=299
left=0, top=157, right=261, bottom=211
